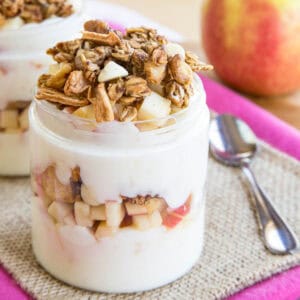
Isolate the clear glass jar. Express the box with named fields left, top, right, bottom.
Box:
left=29, top=77, right=209, bottom=292
left=0, top=3, right=83, bottom=176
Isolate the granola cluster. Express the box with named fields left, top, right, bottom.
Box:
left=0, top=0, right=74, bottom=26
left=36, top=20, right=213, bottom=127
left=34, top=165, right=192, bottom=237
left=0, top=101, right=30, bottom=133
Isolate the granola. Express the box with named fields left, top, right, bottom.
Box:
left=0, top=0, right=75, bottom=26
left=36, top=20, right=213, bottom=127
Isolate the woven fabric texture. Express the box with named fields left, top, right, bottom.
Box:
left=0, top=143, right=299, bottom=300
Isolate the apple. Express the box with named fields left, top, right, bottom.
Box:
left=202, top=0, right=300, bottom=96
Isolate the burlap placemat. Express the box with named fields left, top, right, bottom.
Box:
left=0, top=143, right=299, bottom=300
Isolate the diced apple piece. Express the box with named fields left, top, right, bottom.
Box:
left=172, top=202, right=191, bottom=217
left=125, top=202, right=148, bottom=216
left=149, top=210, right=163, bottom=227
left=73, top=104, right=95, bottom=120
left=98, top=61, right=128, bottom=82
left=165, top=43, right=185, bottom=58
left=48, top=201, right=73, bottom=223
left=81, top=184, right=99, bottom=206
left=132, top=214, right=151, bottom=230
left=137, top=92, right=171, bottom=121
left=58, top=225, right=96, bottom=246
left=105, top=202, right=125, bottom=227
left=162, top=213, right=183, bottom=228
left=19, top=106, right=29, bottom=130
left=41, top=166, right=73, bottom=203
left=63, top=214, right=76, bottom=226
left=49, top=63, right=60, bottom=75
left=90, top=205, right=106, bottom=220
left=74, top=201, right=93, bottom=227
left=2, top=17, right=24, bottom=30
left=95, top=222, right=118, bottom=239
left=146, top=198, right=166, bottom=214
left=0, top=110, right=18, bottom=129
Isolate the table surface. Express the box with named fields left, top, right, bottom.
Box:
left=104, top=0, right=300, bottom=130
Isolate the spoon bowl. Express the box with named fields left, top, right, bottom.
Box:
left=209, top=114, right=299, bottom=255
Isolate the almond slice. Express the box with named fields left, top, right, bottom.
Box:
left=36, top=87, right=89, bottom=107
left=95, top=83, right=114, bottom=122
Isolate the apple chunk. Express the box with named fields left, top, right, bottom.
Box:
left=98, top=61, right=128, bottom=82
left=133, top=211, right=162, bottom=230
left=137, top=92, right=171, bottom=121
left=90, top=205, right=106, bottom=220
left=73, top=105, right=95, bottom=120
left=95, top=222, right=118, bottom=239
left=74, top=201, right=93, bottom=227
left=48, top=201, right=73, bottom=223
left=105, top=202, right=125, bottom=227
left=125, top=202, right=148, bottom=216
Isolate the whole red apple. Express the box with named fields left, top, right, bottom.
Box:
left=202, top=0, right=300, bottom=96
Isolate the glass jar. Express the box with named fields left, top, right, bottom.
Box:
left=0, top=3, right=83, bottom=175
left=29, top=76, right=209, bottom=292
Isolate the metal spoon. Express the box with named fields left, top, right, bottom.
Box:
left=209, top=114, right=299, bottom=255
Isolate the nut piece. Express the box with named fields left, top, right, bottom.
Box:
left=125, top=76, right=151, bottom=98
left=98, top=61, right=128, bottom=83
left=168, top=54, right=193, bottom=85
left=84, top=20, right=110, bottom=34
left=95, top=83, right=114, bottom=122
left=64, top=70, right=89, bottom=96
left=74, top=201, right=93, bottom=227
left=82, top=31, right=121, bottom=46
left=105, top=202, right=125, bottom=227
left=36, top=87, right=89, bottom=107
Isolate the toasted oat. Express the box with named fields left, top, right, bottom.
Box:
left=120, top=106, right=137, bottom=122
left=151, top=47, right=168, bottom=65
left=36, top=87, right=89, bottom=107
left=119, top=96, right=136, bottom=105
left=125, top=76, right=151, bottom=98
left=185, top=51, right=213, bottom=72
left=107, top=79, right=125, bottom=103
left=82, top=31, right=121, bottom=47
left=94, top=83, right=114, bottom=122
left=64, top=70, right=90, bottom=96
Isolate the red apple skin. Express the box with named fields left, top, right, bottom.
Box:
left=202, top=0, right=300, bottom=96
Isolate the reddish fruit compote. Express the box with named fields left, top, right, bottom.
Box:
left=30, top=20, right=212, bottom=292
left=0, top=0, right=82, bottom=175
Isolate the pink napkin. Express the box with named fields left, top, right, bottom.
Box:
left=1, top=75, right=300, bottom=300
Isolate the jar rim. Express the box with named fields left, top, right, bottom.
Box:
left=33, top=75, right=206, bottom=136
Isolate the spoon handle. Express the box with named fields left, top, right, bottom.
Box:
left=241, top=162, right=299, bottom=255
